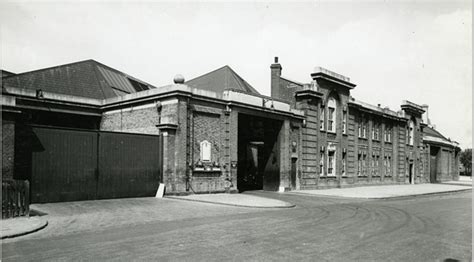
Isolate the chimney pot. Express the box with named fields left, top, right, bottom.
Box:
left=274, top=57, right=279, bottom=63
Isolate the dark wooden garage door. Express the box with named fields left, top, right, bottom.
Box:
left=29, top=127, right=98, bottom=203
left=23, top=126, right=162, bottom=203
left=98, top=132, right=162, bottom=199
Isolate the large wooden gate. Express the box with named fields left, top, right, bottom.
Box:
left=98, top=132, right=162, bottom=199
left=18, top=126, right=162, bottom=203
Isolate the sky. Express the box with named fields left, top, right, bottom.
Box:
left=1, top=1, right=472, bottom=148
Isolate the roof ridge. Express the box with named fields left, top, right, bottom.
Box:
left=90, top=61, right=111, bottom=100
left=90, top=60, right=159, bottom=89
left=225, top=66, right=260, bottom=94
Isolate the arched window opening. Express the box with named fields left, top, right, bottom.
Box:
left=327, top=97, right=336, bottom=132
left=408, top=120, right=415, bottom=145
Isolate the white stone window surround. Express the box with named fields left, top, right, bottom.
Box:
left=326, top=143, right=337, bottom=176
left=327, top=97, right=337, bottom=133
left=320, top=106, right=325, bottom=131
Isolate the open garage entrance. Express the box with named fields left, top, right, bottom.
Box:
left=237, top=114, right=282, bottom=192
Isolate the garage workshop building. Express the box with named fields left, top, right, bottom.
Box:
left=1, top=58, right=460, bottom=203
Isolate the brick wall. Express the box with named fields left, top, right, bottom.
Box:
left=101, top=104, right=160, bottom=135
left=189, top=104, right=228, bottom=193
left=192, top=112, right=222, bottom=164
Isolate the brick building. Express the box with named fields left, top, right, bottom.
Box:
left=1, top=58, right=460, bottom=202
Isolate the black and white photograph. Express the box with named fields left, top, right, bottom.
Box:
left=1, top=1, right=472, bottom=261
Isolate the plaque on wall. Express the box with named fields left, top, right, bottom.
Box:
left=200, top=140, right=211, bottom=162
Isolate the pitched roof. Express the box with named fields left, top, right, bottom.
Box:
left=185, top=65, right=260, bottom=96
left=424, top=125, right=448, bottom=140
left=423, top=125, right=458, bottom=147
left=1, top=60, right=158, bottom=100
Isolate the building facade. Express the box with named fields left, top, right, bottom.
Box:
left=1, top=58, right=460, bottom=202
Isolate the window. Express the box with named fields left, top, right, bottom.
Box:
left=327, top=98, right=336, bottom=132
left=358, top=119, right=362, bottom=137
left=384, top=156, right=388, bottom=175
left=319, top=152, right=324, bottom=175
left=363, top=120, right=367, bottom=138
left=371, top=155, right=376, bottom=175
left=363, top=154, right=368, bottom=175
left=327, top=150, right=335, bottom=176
left=371, top=122, right=380, bottom=141
left=342, top=151, right=346, bottom=176
left=408, top=120, right=415, bottom=145
left=320, top=107, right=325, bottom=130
left=375, top=155, right=380, bottom=176
left=342, top=111, right=347, bottom=134
left=128, top=78, right=150, bottom=92
left=388, top=156, right=391, bottom=175
left=372, top=123, right=376, bottom=140
left=359, top=117, right=367, bottom=138
left=357, top=153, right=362, bottom=176
left=385, top=125, right=392, bottom=142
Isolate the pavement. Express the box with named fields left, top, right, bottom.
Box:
left=442, top=176, right=472, bottom=186
left=1, top=216, right=48, bottom=239
left=292, top=183, right=471, bottom=199
left=167, top=193, right=295, bottom=208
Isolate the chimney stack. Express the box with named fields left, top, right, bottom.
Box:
left=270, top=56, right=282, bottom=99
left=421, top=104, right=430, bottom=125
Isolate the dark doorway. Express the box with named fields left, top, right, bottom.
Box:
left=290, top=158, right=297, bottom=189
left=430, top=146, right=440, bottom=183
left=409, top=163, right=414, bottom=184
left=237, top=114, right=282, bottom=192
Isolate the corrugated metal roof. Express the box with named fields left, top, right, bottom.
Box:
left=96, top=65, right=134, bottom=95
left=1, top=60, right=158, bottom=100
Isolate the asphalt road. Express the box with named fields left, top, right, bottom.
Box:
left=2, top=191, right=471, bottom=261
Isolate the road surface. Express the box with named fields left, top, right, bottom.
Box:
left=2, top=191, right=471, bottom=261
